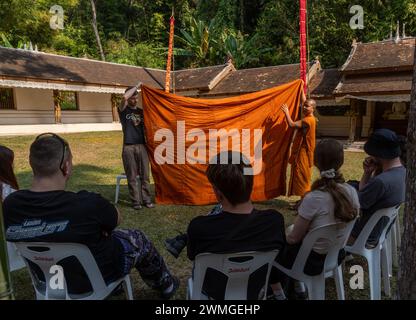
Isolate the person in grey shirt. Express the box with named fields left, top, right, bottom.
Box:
left=349, top=129, right=406, bottom=246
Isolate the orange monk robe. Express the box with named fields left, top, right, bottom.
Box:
left=287, top=114, right=316, bottom=197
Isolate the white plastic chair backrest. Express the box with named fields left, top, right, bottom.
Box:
left=15, top=242, right=107, bottom=299
left=291, top=220, right=356, bottom=275
left=192, top=250, right=279, bottom=300
left=7, top=242, right=26, bottom=272
left=348, top=206, right=399, bottom=252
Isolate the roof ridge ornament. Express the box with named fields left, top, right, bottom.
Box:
left=395, top=21, right=401, bottom=43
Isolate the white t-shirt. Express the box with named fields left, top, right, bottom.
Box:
left=298, top=183, right=360, bottom=254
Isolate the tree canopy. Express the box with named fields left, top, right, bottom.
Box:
left=0, top=0, right=415, bottom=69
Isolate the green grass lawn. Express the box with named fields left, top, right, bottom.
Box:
left=0, top=131, right=399, bottom=300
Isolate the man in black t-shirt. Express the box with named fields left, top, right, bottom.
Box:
left=3, top=134, right=178, bottom=298
left=118, top=84, right=154, bottom=210
left=186, top=151, right=286, bottom=299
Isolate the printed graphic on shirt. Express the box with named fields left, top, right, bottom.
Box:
left=6, top=219, right=69, bottom=240
left=126, top=113, right=142, bottom=127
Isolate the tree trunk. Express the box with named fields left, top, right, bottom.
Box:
left=397, top=45, right=416, bottom=299
left=90, top=0, right=105, bottom=61
left=239, top=0, right=244, bottom=33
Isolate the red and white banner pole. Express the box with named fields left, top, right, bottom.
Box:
left=165, top=14, right=175, bottom=93
left=299, top=0, right=308, bottom=94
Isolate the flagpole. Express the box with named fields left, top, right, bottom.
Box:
left=165, top=9, right=175, bottom=93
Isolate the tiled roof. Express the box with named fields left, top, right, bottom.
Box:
left=341, top=38, right=415, bottom=74
left=0, top=47, right=165, bottom=89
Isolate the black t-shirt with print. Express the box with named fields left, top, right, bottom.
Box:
left=118, top=106, right=146, bottom=145
left=3, top=190, right=123, bottom=293
left=187, top=208, right=286, bottom=299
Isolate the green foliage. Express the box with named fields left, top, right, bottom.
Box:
left=0, top=0, right=415, bottom=69
left=175, top=17, right=219, bottom=67
left=105, top=38, right=166, bottom=69
left=150, top=13, right=167, bottom=44
left=212, top=0, right=239, bottom=31
left=220, top=32, right=271, bottom=69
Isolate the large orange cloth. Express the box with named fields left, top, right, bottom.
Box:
left=287, top=114, right=316, bottom=197
left=141, top=80, right=303, bottom=205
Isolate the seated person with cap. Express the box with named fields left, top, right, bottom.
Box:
left=348, top=128, right=406, bottom=247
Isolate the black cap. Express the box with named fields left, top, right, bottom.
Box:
left=364, top=128, right=401, bottom=159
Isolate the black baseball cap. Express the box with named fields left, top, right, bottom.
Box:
left=364, top=128, right=401, bottom=159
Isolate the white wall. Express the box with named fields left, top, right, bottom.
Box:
left=77, top=92, right=112, bottom=111
left=14, top=88, right=54, bottom=111
left=0, top=110, right=55, bottom=125
left=61, top=111, right=113, bottom=124
left=2, top=89, right=115, bottom=125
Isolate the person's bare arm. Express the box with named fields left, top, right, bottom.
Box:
left=118, top=97, right=128, bottom=112
left=118, top=82, right=142, bottom=112
left=286, top=215, right=311, bottom=244
left=281, top=104, right=303, bottom=128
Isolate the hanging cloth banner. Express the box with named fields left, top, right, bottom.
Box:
left=299, top=0, right=308, bottom=93
left=165, top=15, right=175, bottom=92
left=141, top=80, right=304, bottom=205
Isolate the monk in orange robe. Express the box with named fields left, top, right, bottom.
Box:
left=281, top=97, right=317, bottom=197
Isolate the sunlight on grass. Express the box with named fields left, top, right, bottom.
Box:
left=1, top=131, right=395, bottom=300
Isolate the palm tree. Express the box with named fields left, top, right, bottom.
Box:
left=0, top=33, right=25, bottom=49
left=221, top=32, right=268, bottom=69
left=175, top=18, right=218, bottom=67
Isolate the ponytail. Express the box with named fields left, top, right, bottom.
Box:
left=310, top=171, right=358, bottom=223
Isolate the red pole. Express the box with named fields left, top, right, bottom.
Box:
left=165, top=14, right=175, bottom=92
left=299, top=0, right=308, bottom=93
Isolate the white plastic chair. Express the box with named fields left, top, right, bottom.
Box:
left=390, top=214, right=401, bottom=268
left=273, top=221, right=356, bottom=300
left=7, top=242, right=26, bottom=272
left=15, top=242, right=133, bottom=300
left=345, top=206, right=399, bottom=300
left=114, top=174, right=140, bottom=204
left=187, top=250, right=279, bottom=300
left=383, top=214, right=400, bottom=280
